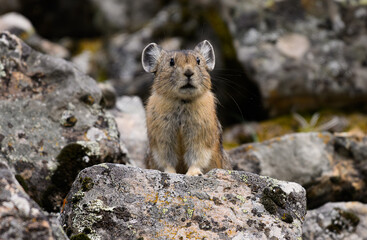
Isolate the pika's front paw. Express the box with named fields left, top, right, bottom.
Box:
left=186, top=167, right=203, bottom=176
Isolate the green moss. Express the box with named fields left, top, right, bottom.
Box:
left=80, top=177, right=94, bottom=192
left=70, top=233, right=92, bottom=240
left=281, top=213, right=293, bottom=223
left=263, top=187, right=286, bottom=208
left=15, top=174, right=29, bottom=192
left=339, top=209, right=360, bottom=227
left=80, top=95, right=95, bottom=105
left=257, top=114, right=296, bottom=142
left=261, top=196, right=277, bottom=215
left=326, top=208, right=360, bottom=234
left=223, top=142, right=240, bottom=150
left=261, top=186, right=294, bottom=223
left=41, top=143, right=100, bottom=212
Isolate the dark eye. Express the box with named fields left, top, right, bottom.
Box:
left=170, top=58, right=175, bottom=67
left=196, top=57, right=200, bottom=65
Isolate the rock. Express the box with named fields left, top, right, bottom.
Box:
left=0, top=31, right=128, bottom=212
left=0, top=12, right=69, bottom=58
left=229, top=132, right=367, bottom=209
left=108, top=96, right=148, bottom=168
left=276, top=33, right=310, bottom=60
left=229, top=132, right=332, bottom=185
left=303, top=202, right=367, bottom=240
left=223, top=111, right=357, bottom=147
left=98, top=82, right=117, bottom=109
left=223, top=122, right=260, bottom=149
left=89, top=0, right=163, bottom=33
left=223, top=0, right=367, bottom=116
left=60, top=164, right=306, bottom=240
left=0, top=12, right=34, bottom=35
left=0, top=160, right=68, bottom=240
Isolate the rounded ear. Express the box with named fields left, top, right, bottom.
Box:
left=194, top=40, right=215, bottom=71
left=142, top=43, right=163, bottom=73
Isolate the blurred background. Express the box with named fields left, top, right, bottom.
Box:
left=2, top=0, right=367, bottom=148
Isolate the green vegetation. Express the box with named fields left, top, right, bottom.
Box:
left=70, top=233, right=92, bottom=240
left=224, top=109, right=367, bottom=149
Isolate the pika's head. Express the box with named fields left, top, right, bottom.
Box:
left=142, top=40, right=215, bottom=100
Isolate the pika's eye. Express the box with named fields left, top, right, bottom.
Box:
left=196, top=57, right=200, bottom=65
left=170, top=58, right=175, bottom=67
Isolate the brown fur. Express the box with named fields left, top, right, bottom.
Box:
left=142, top=41, right=231, bottom=175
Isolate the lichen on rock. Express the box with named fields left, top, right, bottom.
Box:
left=60, top=164, right=307, bottom=239
left=0, top=31, right=129, bottom=212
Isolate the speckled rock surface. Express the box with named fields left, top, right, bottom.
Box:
left=0, top=160, right=68, bottom=240
left=303, top=202, right=367, bottom=240
left=0, top=31, right=128, bottom=211
left=229, top=132, right=367, bottom=209
left=229, top=132, right=332, bottom=185
left=222, top=0, right=367, bottom=116
left=60, top=163, right=306, bottom=240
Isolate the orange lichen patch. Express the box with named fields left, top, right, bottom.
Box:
left=0, top=69, right=52, bottom=100
left=243, top=144, right=254, bottom=151
left=155, top=219, right=181, bottom=238
left=145, top=192, right=159, bottom=204
left=318, top=132, right=331, bottom=144
left=274, top=137, right=282, bottom=142
left=61, top=198, right=67, bottom=213
left=226, top=228, right=238, bottom=237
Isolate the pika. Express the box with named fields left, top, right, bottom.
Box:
left=142, top=40, right=231, bottom=176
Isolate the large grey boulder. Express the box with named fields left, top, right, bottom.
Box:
left=229, top=132, right=332, bottom=185
left=303, top=202, right=367, bottom=240
left=0, top=31, right=128, bottom=211
left=60, top=164, right=306, bottom=240
left=229, top=132, right=367, bottom=209
left=0, top=160, right=68, bottom=240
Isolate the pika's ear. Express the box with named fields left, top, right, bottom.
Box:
left=142, top=43, right=163, bottom=73
left=194, top=40, right=215, bottom=71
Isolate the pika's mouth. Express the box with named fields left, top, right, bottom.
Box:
left=180, top=83, right=196, bottom=90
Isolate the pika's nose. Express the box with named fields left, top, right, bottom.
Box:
left=184, top=69, right=194, bottom=79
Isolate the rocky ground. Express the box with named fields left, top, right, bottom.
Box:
left=1, top=0, right=367, bottom=239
